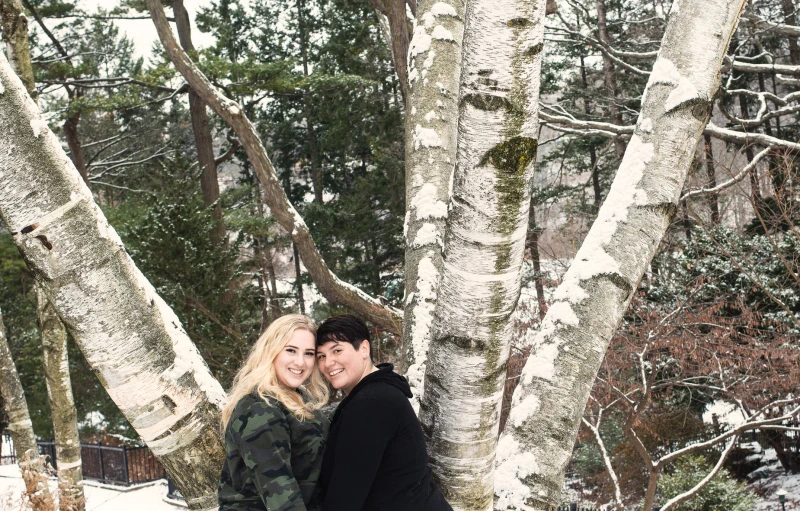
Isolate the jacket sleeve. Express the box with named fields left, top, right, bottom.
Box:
left=322, top=395, right=395, bottom=511
left=233, top=400, right=307, bottom=511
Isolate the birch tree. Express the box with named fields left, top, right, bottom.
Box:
left=0, top=52, right=227, bottom=510
left=38, top=291, right=84, bottom=511
left=0, top=310, right=54, bottom=510
left=418, top=0, right=547, bottom=506
left=402, top=0, right=465, bottom=405
left=496, top=1, right=748, bottom=508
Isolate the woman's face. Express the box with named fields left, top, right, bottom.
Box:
left=274, top=329, right=317, bottom=389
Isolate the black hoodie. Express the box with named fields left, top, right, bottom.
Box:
left=320, top=364, right=452, bottom=511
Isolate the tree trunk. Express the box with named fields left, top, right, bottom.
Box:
left=0, top=53, right=227, bottom=511
left=367, top=0, right=411, bottom=103
left=0, top=312, right=54, bottom=510
left=419, top=0, right=547, bottom=508
left=146, top=0, right=401, bottom=334
left=526, top=202, right=547, bottom=320
left=782, top=0, right=800, bottom=65
left=37, top=289, right=84, bottom=511
left=293, top=242, right=306, bottom=315
left=63, top=111, right=89, bottom=187
left=579, top=53, right=602, bottom=209
left=173, top=0, right=225, bottom=246
left=0, top=0, right=35, bottom=98
left=703, top=134, right=720, bottom=223
left=737, top=94, right=762, bottom=206
left=596, top=0, right=626, bottom=159
left=402, top=0, right=465, bottom=405
left=295, top=0, right=324, bottom=205
left=496, top=1, right=746, bottom=508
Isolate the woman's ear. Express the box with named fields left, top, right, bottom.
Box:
left=360, top=339, right=370, bottom=358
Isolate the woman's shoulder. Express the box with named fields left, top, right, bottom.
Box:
left=229, top=393, right=291, bottom=428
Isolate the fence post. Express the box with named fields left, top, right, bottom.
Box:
left=97, top=442, right=105, bottom=482
left=122, top=444, right=130, bottom=485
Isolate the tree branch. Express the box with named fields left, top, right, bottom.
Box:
left=145, top=0, right=402, bottom=334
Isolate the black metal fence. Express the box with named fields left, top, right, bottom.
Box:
left=1, top=432, right=166, bottom=486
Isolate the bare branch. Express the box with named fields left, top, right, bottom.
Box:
left=145, top=0, right=402, bottom=334
left=681, top=147, right=772, bottom=201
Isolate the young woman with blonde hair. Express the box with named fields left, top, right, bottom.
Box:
left=218, top=314, right=330, bottom=511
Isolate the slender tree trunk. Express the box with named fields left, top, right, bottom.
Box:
left=366, top=0, right=411, bottom=103
left=37, top=289, right=84, bottom=511
left=579, top=54, right=602, bottom=209
left=401, top=0, right=465, bottom=405
left=496, top=1, right=746, bottom=507
left=782, top=0, right=800, bottom=65
left=0, top=0, right=35, bottom=98
left=0, top=53, right=227, bottom=510
left=596, top=0, right=626, bottom=159
left=419, top=0, right=547, bottom=508
left=0, top=312, right=54, bottom=510
left=526, top=202, right=547, bottom=320
left=173, top=0, right=224, bottom=245
left=737, top=94, right=762, bottom=205
left=293, top=242, right=306, bottom=314
left=295, top=0, right=324, bottom=205
left=63, top=110, right=89, bottom=187
left=703, top=134, right=720, bottom=223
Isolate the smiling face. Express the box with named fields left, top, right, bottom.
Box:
left=316, top=339, right=372, bottom=395
left=273, top=329, right=317, bottom=390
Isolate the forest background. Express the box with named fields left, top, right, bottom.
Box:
left=0, top=0, right=798, bottom=508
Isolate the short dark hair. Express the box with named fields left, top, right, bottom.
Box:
left=316, top=314, right=372, bottom=360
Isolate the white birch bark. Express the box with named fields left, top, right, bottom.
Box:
left=495, top=1, right=747, bottom=508
left=0, top=310, right=37, bottom=459
left=402, top=0, right=464, bottom=408
left=0, top=310, right=54, bottom=510
left=37, top=289, right=84, bottom=511
left=418, top=0, right=547, bottom=508
left=0, top=52, right=226, bottom=511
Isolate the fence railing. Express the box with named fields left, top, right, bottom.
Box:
left=1, top=432, right=165, bottom=486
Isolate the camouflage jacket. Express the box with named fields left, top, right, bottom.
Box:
left=218, top=393, right=329, bottom=511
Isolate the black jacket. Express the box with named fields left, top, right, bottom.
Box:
left=320, top=364, right=452, bottom=511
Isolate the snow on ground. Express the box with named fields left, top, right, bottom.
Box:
left=745, top=443, right=800, bottom=510
left=0, top=464, right=185, bottom=511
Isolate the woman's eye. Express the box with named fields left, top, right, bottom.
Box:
left=286, top=348, right=296, bottom=353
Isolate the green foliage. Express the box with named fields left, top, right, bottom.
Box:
left=657, top=456, right=757, bottom=511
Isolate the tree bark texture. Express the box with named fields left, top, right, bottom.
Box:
left=145, top=0, right=401, bottom=334
left=703, top=134, right=720, bottom=223
left=0, top=311, right=37, bottom=461
left=418, top=0, right=547, bottom=508
left=495, top=1, right=746, bottom=508
left=37, top=289, right=85, bottom=511
left=0, top=53, right=227, bottom=511
left=367, top=0, right=411, bottom=103
left=402, top=0, right=465, bottom=407
left=0, top=0, right=35, bottom=97
left=173, top=0, right=225, bottom=245
left=63, top=111, right=89, bottom=186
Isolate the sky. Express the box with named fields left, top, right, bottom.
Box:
left=78, top=0, right=216, bottom=60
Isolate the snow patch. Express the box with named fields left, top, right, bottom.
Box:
left=406, top=256, right=440, bottom=405
left=702, top=400, right=746, bottom=427
left=644, top=57, right=699, bottom=112
left=640, top=118, right=653, bottom=133
left=228, top=104, right=240, bottom=115
left=0, top=77, right=4, bottom=95
left=411, top=183, right=448, bottom=220
left=431, top=2, right=458, bottom=17
left=495, top=436, right=539, bottom=509
left=431, top=25, right=454, bottom=41
left=670, top=0, right=679, bottom=15
left=412, top=222, right=441, bottom=248
left=409, top=25, right=433, bottom=58
left=413, top=124, right=443, bottom=150
left=508, top=394, right=540, bottom=428
left=424, top=110, right=437, bottom=123
left=30, top=119, right=48, bottom=138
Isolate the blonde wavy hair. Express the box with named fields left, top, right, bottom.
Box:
left=221, top=314, right=329, bottom=429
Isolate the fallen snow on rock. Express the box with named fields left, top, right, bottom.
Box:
left=0, top=463, right=186, bottom=510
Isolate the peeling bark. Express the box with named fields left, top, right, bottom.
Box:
left=418, top=0, right=547, bottom=508
left=145, top=0, right=401, bottom=334
left=402, top=0, right=465, bottom=406
left=496, top=1, right=747, bottom=508
left=0, top=52, right=227, bottom=511
left=37, top=289, right=84, bottom=511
